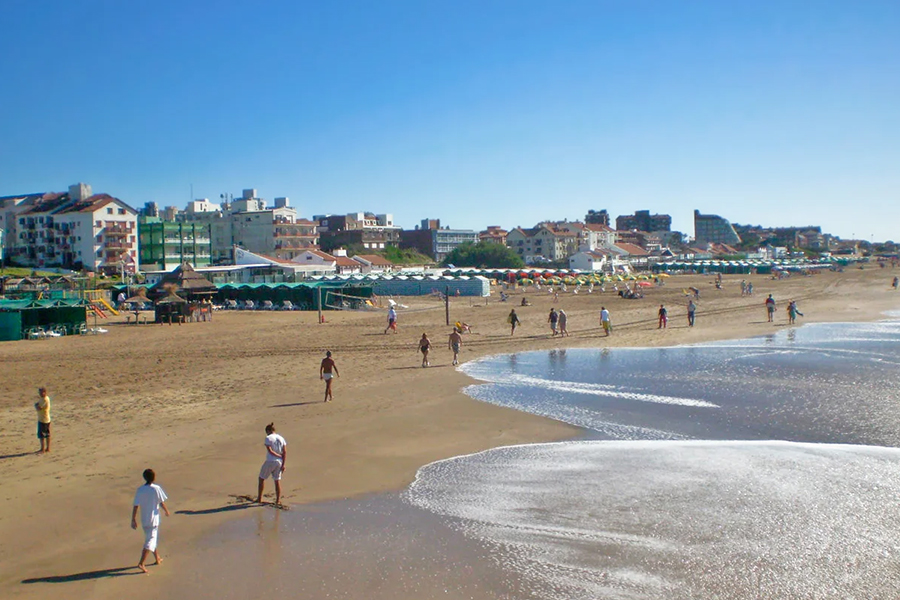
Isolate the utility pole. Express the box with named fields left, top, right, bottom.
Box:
left=445, top=286, right=450, bottom=326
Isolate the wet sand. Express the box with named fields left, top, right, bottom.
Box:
left=1, top=267, right=898, bottom=599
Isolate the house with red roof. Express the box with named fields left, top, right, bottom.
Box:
left=1, top=183, right=137, bottom=273
left=352, top=254, right=395, bottom=273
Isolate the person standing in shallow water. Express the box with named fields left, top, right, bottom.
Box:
left=257, top=423, right=286, bottom=505
left=320, top=351, right=339, bottom=402
left=508, top=309, right=520, bottom=335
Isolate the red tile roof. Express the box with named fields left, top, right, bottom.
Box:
left=583, top=223, right=615, bottom=232
left=614, top=242, right=650, bottom=256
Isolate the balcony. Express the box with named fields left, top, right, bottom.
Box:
left=105, top=225, right=131, bottom=237
left=104, top=241, right=129, bottom=249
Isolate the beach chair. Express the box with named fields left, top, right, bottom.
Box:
left=26, top=326, right=47, bottom=340
left=243, top=300, right=256, bottom=310
left=261, top=300, right=275, bottom=310
left=225, top=299, right=239, bottom=310
left=281, top=300, right=295, bottom=311
left=75, top=323, right=88, bottom=335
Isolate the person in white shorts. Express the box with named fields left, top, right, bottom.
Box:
left=257, top=423, right=287, bottom=505
left=131, top=468, right=170, bottom=573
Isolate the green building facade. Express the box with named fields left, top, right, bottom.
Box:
left=139, top=218, right=212, bottom=271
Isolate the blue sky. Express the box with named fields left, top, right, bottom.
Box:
left=1, top=1, right=898, bottom=241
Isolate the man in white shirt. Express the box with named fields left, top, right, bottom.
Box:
left=600, top=307, right=612, bottom=336
left=131, top=468, right=170, bottom=573
left=257, top=423, right=287, bottom=506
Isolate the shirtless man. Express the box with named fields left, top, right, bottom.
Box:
left=319, top=351, right=339, bottom=402
left=448, top=328, right=463, bottom=366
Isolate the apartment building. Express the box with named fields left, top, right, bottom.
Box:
left=401, top=219, right=478, bottom=261
left=139, top=219, right=212, bottom=271
left=315, top=212, right=401, bottom=252
left=1, top=183, right=137, bottom=273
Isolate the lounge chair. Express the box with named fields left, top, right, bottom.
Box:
left=282, top=300, right=295, bottom=310
left=243, top=300, right=256, bottom=310
left=225, top=299, right=239, bottom=310
left=261, top=300, right=275, bottom=310
left=26, top=326, right=46, bottom=340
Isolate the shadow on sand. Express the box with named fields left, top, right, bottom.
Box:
left=0, top=452, right=36, bottom=460
left=22, top=566, right=139, bottom=584
left=176, top=503, right=257, bottom=516
left=269, top=401, right=322, bottom=408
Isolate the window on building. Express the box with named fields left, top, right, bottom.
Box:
left=107, top=208, right=113, bottom=214
left=96, top=220, right=102, bottom=227
left=118, top=208, right=126, bottom=215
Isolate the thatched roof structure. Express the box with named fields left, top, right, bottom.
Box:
left=156, top=292, right=188, bottom=305
left=150, top=262, right=216, bottom=296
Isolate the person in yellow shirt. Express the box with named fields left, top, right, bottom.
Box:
left=35, top=387, right=51, bottom=454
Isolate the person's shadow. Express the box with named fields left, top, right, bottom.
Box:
left=22, top=566, right=139, bottom=583
left=0, top=452, right=34, bottom=460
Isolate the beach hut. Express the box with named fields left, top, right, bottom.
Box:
left=150, top=262, right=217, bottom=300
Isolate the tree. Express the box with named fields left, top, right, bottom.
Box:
left=441, top=241, right=524, bottom=268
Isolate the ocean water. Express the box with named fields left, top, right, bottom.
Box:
left=402, top=319, right=900, bottom=599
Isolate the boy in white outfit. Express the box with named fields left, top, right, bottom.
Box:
left=257, top=422, right=287, bottom=505
left=131, top=468, right=170, bottom=573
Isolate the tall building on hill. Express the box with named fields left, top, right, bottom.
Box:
left=401, top=219, right=478, bottom=261
left=315, top=212, right=401, bottom=252
left=585, top=209, right=610, bottom=226
left=694, top=210, right=741, bottom=245
left=616, top=210, right=671, bottom=232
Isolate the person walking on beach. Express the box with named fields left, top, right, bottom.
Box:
left=557, top=309, right=569, bottom=337
left=35, top=387, right=51, bottom=454
left=787, top=300, right=803, bottom=325
left=892, top=276, right=899, bottom=290
left=257, top=423, right=286, bottom=506
left=131, top=468, right=170, bottom=574
left=320, top=351, right=339, bottom=402
left=384, top=306, right=398, bottom=334
left=508, top=309, right=520, bottom=335
left=419, top=333, right=431, bottom=367
left=548, top=308, right=559, bottom=336
left=687, top=300, right=696, bottom=327
left=448, top=328, right=462, bottom=366
left=765, top=294, right=776, bottom=322
left=600, top=307, right=612, bottom=336
left=658, top=304, right=668, bottom=329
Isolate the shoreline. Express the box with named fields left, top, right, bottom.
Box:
left=1, top=267, right=899, bottom=599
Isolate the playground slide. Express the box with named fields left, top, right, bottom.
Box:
left=90, top=304, right=107, bottom=318
left=97, top=298, right=119, bottom=316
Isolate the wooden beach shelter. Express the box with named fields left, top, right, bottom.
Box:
left=150, top=263, right=215, bottom=323
left=154, top=291, right=189, bottom=323
left=123, top=288, right=153, bottom=324
left=149, top=262, right=217, bottom=300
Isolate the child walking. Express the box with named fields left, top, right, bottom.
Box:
left=131, top=468, right=170, bottom=573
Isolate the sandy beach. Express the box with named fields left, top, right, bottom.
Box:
left=1, top=266, right=898, bottom=599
